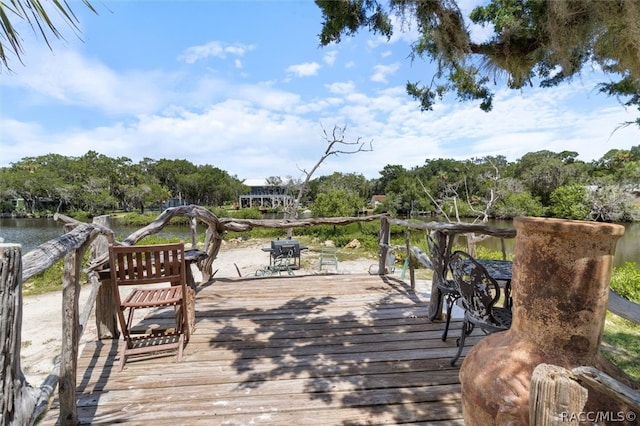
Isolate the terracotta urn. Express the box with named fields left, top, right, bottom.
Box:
left=459, top=216, right=628, bottom=425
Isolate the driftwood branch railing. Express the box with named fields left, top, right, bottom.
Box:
left=1, top=221, right=114, bottom=426
left=379, top=217, right=517, bottom=319
left=2, top=206, right=390, bottom=425
left=382, top=217, right=640, bottom=325
left=86, top=209, right=389, bottom=339
left=4, top=207, right=638, bottom=426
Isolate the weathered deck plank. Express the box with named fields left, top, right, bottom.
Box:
left=40, top=274, right=478, bottom=425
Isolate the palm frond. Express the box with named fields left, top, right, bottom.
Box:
left=0, top=0, right=95, bottom=71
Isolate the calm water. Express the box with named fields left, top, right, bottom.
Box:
left=0, top=217, right=192, bottom=254
left=457, top=219, right=640, bottom=268
left=1, top=217, right=639, bottom=267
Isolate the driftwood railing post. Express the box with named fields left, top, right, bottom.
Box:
left=529, top=364, right=588, bottom=425
left=59, top=243, right=90, bottom=426
left=377, top=216, right=391, bottom=275
left=91, top=215, right=118, bottom=339
left=405, top=229, right=414, bottom=289
left=427, top=229, right=450, bottom=320
left=0, top=244, right=39, bottom=426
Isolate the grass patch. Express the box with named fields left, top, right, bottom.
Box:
left=601, top=312, right=640, bottom=381
left=22, top=259, right=89, bottom=297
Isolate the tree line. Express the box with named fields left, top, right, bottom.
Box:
left=1, top=147, right=639, bottom=222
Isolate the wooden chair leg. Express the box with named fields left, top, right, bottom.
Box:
left=177, top=335, right=184, bottom=362
left=118, top=340, right=127, bottom=372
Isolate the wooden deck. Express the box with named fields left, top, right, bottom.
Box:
left=40, top=274, right=482, bottom=425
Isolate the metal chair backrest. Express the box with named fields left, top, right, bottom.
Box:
left=448, top=250, right=502, bottom=323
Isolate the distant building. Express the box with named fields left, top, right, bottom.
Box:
left=11, top=198, right=25, bottom=211
left=371, top=195, right=386, bottom=208
left=161, top=198, right=189, bottom=211
left=239, top=179, right=293, bottom=209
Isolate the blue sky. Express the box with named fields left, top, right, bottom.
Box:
left=1, top=1, right=638, bottom=181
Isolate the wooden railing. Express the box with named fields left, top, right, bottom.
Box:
left=1, top=221, right=114, bottom=426
left=0, top=206, right=387, bottom=425
left=379, top=216, right=517, bottom=319
left=2, top=209, right=637, bottom=425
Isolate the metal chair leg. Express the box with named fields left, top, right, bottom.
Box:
left=441, top=297, right=454, bottom=341
left=451, top=320, right=473, bottom=366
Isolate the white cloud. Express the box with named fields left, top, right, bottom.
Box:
left=2, top=6, right=638, bottom=183
left=178, top=41, right=255, bottom=64
left=286, top=62, right=321, bottom=78
left=323, top=51, right=338, bottom=66
left=3, top=78, right=638, bottom=179
left=326, top=81, right=356, bottom=95
left=370, top=63, right=401, bottom=83
left=1, top=48, right=170, bottom=115
left=457, top=0, right=495, bottom=43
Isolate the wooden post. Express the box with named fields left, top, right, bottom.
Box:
left=190, top=216, right=197, bottom=249
left=405, top=229, right=415, bottom=289
left=378, top=216, right=390, bottom=275
left=0, top=244, right=39, bottom=426
left=427, top=230, right=449, bottom=320
left=92, top=215, right=118, bottom=339
left=59, top=246, right=86, bottom=426
left=529, top=364, right=587, bottom=426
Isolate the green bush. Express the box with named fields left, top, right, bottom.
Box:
left=230, top=208, right=263, bottom=219
left=69, top=211, right=91, bottom=222
left=610, top=262, right=640, bottom=303
left=474, top=246, right=514, bottom=261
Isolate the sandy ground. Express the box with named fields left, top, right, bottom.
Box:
left=20, top=239, right=434, bottom=386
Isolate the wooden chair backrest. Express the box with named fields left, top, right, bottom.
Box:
left=109, top=243, right=186, bottom=287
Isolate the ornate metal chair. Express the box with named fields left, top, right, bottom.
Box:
left=448, top=250, right=512, bottom=366
left=426, top=234, right=460, bottom=341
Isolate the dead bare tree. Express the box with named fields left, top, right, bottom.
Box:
left=286, top=124, right=373, bottom=239
left=418, top=159, right=503, bottom=257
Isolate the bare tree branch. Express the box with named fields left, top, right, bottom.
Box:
left=286, top=124, right=373, bottom=238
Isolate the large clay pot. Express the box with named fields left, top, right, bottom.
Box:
left=459, top=217, right=627, bottom=425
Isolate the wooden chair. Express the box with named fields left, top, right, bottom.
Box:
left=426, top=234, right=460, bottom=341
left=109, top=242, right=190, bottom=371
left=448, top=250, right=512, bottom=366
